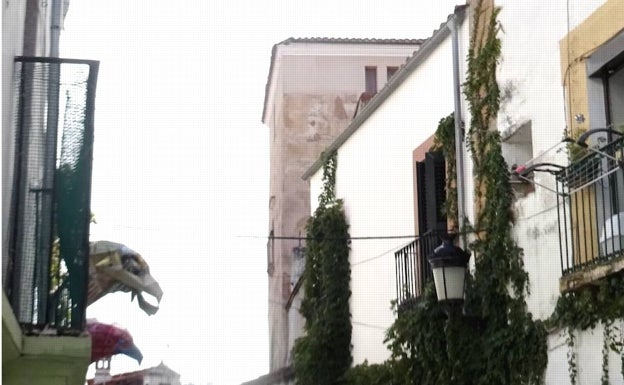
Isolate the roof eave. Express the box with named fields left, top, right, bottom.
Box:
left=261, top=38, right=426, bottom=125
left=301, top=5, right=467, bottom=181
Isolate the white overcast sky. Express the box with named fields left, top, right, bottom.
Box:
left=61, top=1, right=462, bottom=384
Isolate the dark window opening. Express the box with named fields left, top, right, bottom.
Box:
left=605, top=62, right=624, bottom=132
left=387, top=66, right=399, bottom=80
left=422, top=151, right=447, bottom=234
left=396, top=150, right=446, bottom=311
left=365, top=66, right=377, bottom=94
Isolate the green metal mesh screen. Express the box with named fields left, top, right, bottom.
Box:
left=7, top=57, right=99, bottom=333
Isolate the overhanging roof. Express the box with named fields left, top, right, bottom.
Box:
left=261, top=38, right=425, bottom=124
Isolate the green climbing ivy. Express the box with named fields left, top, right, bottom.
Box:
left=293, top=151, right=352, bottom=385
left=337, top=360, right=395, bottom=385
left=548, top=273, right=624, bottom=384
left=432, top=113, right=458, bottom=228
left=462, top=3, right=547, bottom=383
left=342, top=2, right=547, bottom=384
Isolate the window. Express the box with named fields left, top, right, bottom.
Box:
left=557, top=30, right=624, bottom=291
left=501, top=120, right=534, bottom=197
left=415, top=151, right=447, bottom=234
left=556, top=135, right=623, bottom=289
left=414, top=150, right=447, bottom=289
left=365, top=66, right=377, bottom=94
left=387, top=66, right=399, bottom=80
left=586, top=30, right=624, bottom=142
left=586, top=43, right=624, bottom=265
left=395, top=146, right=446, bottom=310
left=605, top=62, right=624, bottom=131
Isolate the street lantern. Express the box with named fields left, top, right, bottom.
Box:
left=428, top=237, right=471, bottom=304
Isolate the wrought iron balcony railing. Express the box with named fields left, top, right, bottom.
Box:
left=5, top=57, right=98, bottom=333
left=555, top=135, right=624, bottom=278
left=394, top=231, right=442, bottom=311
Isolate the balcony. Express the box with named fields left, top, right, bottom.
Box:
left=5, top=57, right=99, bottom=333
left=394, top=231, right=441, bottom=312
left=556, top=135, right=624, bottom=292
left=3, top=57, right=98, bottom=385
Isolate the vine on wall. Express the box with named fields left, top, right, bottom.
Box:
left=462, top=2, right=547, bottom=383
left=549, top=273, right=624, bottom=384
left=431, top=113, right=458, bottom=230
left=341, top=2, right=548, bottom=384
left=293, top=151, right=352, bottom=385
left=301, top=2, right=622, bottom=385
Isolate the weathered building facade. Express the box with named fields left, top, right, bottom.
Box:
left=261, top=38, right=422, bottom=374
left=304, top=7, right=469, bottom=366
left=304, top=0, right=624, bottom=383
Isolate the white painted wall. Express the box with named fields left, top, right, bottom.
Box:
left=266, top=40, right=422, bottom=370
left=494, top=0, right=611, bottom=319
left=545, top=322, right=624, bottom=385
left=310, top=20, right=470, bottom=365
left=463, top=1, right=623, bottom=384
left=311, top=2, right=623, bottom=382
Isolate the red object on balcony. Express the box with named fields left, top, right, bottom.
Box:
left=87, top=320, right=143, bottom=364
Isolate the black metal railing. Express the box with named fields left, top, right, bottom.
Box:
left=5, top=57, right=98, bottom=333
left=394, top=231, right=442, bottom=311
left=556, top=136, right=624, bottom=276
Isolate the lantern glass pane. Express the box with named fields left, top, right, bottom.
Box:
left=432, top=266, right=466, bottom=301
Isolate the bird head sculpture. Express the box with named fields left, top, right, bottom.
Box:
left=87, top=319, right=143, bottom=364
left=88, top=241, right=163, bottom=315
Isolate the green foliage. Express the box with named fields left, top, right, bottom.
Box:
left=432, top=114, right=455, bottom=153
left=381, top=281, right=547, bottom=385
left=301, top=4, right=553, bottom=385
left=340, top=285, right=452, bottom=385
left=432, top=114, right=458, bottom=226
left=549, top=274, right=624, bottom=330
left=462, top=3, right=547, bottom=383
left=49, top=238, right=64, bottom=292
left=293, top=151, right=352, bottom=385
left=385, top=284, right=456, bottom=385
left=341, top=5, right=548, bottom=384
left=358, top=3, right=548, bottom=384
left=549, top=273, right=624, bottom=384
left=563, top=127, right=589, bottom=162
left=464, top=4, right=502, bottom=163
left=319, top=150, right=338, bottom=207
left=566, top=328, right=578, bottom=385
left=337, top=360, right=395, bottom=385
left=603, top=323, right=612, bottom=385
left=50, top=212, right=96, bottom=291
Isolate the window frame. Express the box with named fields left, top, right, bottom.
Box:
left=387, top=66, right=399, bottom=81
left=586, top=30, right=624, bottom=139
left=365, top=66, right=378, bottom=94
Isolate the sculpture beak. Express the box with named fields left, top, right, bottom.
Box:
left=133, top=273, right=163, bottom=315
left=142, top=274, right=164, bottom=303
left=88, top=241, right=164, bottom=315
left=116, top=343, right=143, bottom=364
